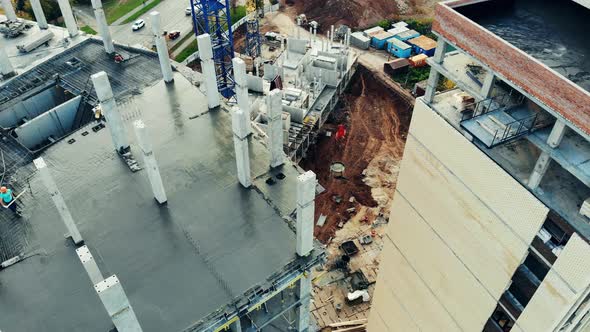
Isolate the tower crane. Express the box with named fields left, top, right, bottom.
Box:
left=245, top=0, right=262, bottom=59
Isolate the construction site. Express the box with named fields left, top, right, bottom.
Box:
left=2, top=0, right=589, bottom=331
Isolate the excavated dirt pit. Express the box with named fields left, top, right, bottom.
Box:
left=301, top=65, right=413, bottom=243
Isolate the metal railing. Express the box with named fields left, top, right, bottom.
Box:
left=489, top=113, right=537, bottom=147
left=460, top=91, right=525, bottom=122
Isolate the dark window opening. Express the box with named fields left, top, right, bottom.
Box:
left=523, top=253, right=549, bottom=282
left=483, top=305, right=515, bottom=332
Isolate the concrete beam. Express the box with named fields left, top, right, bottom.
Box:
left=232, top=57, right=251, bottom=132
left=91, top=0, right=114, bottom=53
left=57, top=0, right=79, bottom=37
left=91, top=71, right=129, bottom=153
left=0, top=46, right=15, bottom=77
left=150, top=11, right=173, bottom=83
left=197, top=34, right=220, bottom=109
left=76, top=245, right=104, bottom=284
left=30, top=0, right=48, bottom=29
left=267, top=89, right=284, bottom=168
left=528, top=151, right=551, bottom=190
left=134, top=120, right=167, bottom=204
left=297, top=271, right=312, bottom=332
left=1, top=0, right=17, bottom=21
left=547, top=120, right=567, bottom=149
left=95, top=275, right=143, bottom=332
left=231, top=107, right=251, bottom=188
left=34, top=157, right=83, bottom=245
left=423, top=67, right=440, bottom=104
left=481, top=71, right=496, bottom=99
left=296, top=171, right=315, bottom=257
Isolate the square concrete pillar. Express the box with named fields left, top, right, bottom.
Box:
left=296, top=171, right=315, bottom=257
left=95, top=275, right=143, bottom=332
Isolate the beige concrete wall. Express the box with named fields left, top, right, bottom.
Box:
left=368, top=100, right=548, bottom=331
left=516, top=234, right=590, bottom=331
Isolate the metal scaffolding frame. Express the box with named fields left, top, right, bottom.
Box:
left=245, top=18, right=261, bottom=58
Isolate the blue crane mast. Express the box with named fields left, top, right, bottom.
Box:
left=191, top=0, right=236, bottom=99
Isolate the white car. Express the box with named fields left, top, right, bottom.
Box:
left=132, top=19, right=145, bottom=31
left=185, top=6, right=197, bottom=15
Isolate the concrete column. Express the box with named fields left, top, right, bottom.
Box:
left=197, top=34, right=220, bottom=109
left=528, top=151, right=551, bottom=190
left=423, top=68, right=440, bottom=104
left=481, top=71, right=496, bottom=99
left=432, top=38, right=447, bottom=64
left=95, top=275, right=143, bottom=332
left=297, top=271, right=312, bottom=332
left=0, top=46, right=14, bottom=77
left=232, top=107, right=251, bottom=188
left=230, top=318, right=242, bottom=332
left=91, top=71, right=129, bottom=153
left=134, top=120, right=167, bottom=204
left=34, top=157, right=83, bottom=245
left=330, top=25, right=334, bottom=43
left=91, top=0, right=114, bottom=53
left=232, top=57, right=251, bottom=132
left=267, top=89, right=284, bottom=168
left=30, top=0, right=48, bottom=29
left=57, top=0, right=79, bottom=37
left=547, top=120, right=567, bottom=148
left=76, top=245, right=104, bottom=284
left=151, top=11, right=173, bottom=83
left=296, top=171, right=315, bottom=256
left=1, top=0, right=17, bottom=21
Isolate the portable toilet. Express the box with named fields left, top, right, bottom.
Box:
left=407, top=35, right=437, bottom=56
left=387, top=26, right=409, bottom=37
left=350, top=31, right=370, bottom=50
left=363, top=26, right=384, bottom=38
left=387, top=38, right=412, bottom=58
left=394, top=29, right=420, bottom=42
left=371, top=31, right=394, bottom=49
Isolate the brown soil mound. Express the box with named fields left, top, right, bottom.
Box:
left=284, top=0, right=439, bottom=29
left=301, top=65, right=412, bottom=243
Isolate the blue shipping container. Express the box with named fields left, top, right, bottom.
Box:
left=394, top=29, right=420, bottom=42
left=371, top=32, right=394, bottom=49
left=387, top=38, right=412, bottom=58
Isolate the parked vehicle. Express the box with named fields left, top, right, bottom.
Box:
left=132, top=19, right=145, bottom=31
left=185, top=6, right=197, bottom=15
left=168, top=31, right=181, bottom=40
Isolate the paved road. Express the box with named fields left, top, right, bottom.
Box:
left=72, top=0, right=195, bottom=50
left=109, top=0, right=195, bottom=49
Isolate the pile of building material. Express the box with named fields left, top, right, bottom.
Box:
left=311, top=207, right=385, bottom=330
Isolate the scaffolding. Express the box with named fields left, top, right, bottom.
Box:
left=244, top=0, right=262, bottom=58
left=191, top=0, right=236, bottom=98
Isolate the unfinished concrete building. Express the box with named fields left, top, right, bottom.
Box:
left=249, top=31, right=356, bottom=163
left=369, top=0, right=590, bottom=331
left=0, top=7, right=323, bottom=332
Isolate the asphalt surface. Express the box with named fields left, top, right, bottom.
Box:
left=75, top=0, right=195, bottom=50
left=110, top=0, right=195, bottom=49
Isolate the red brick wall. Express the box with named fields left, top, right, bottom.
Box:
left=433, top=2, right=590, bottom=136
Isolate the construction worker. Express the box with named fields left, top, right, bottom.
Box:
left=0, top=186, right=21, bottom=217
